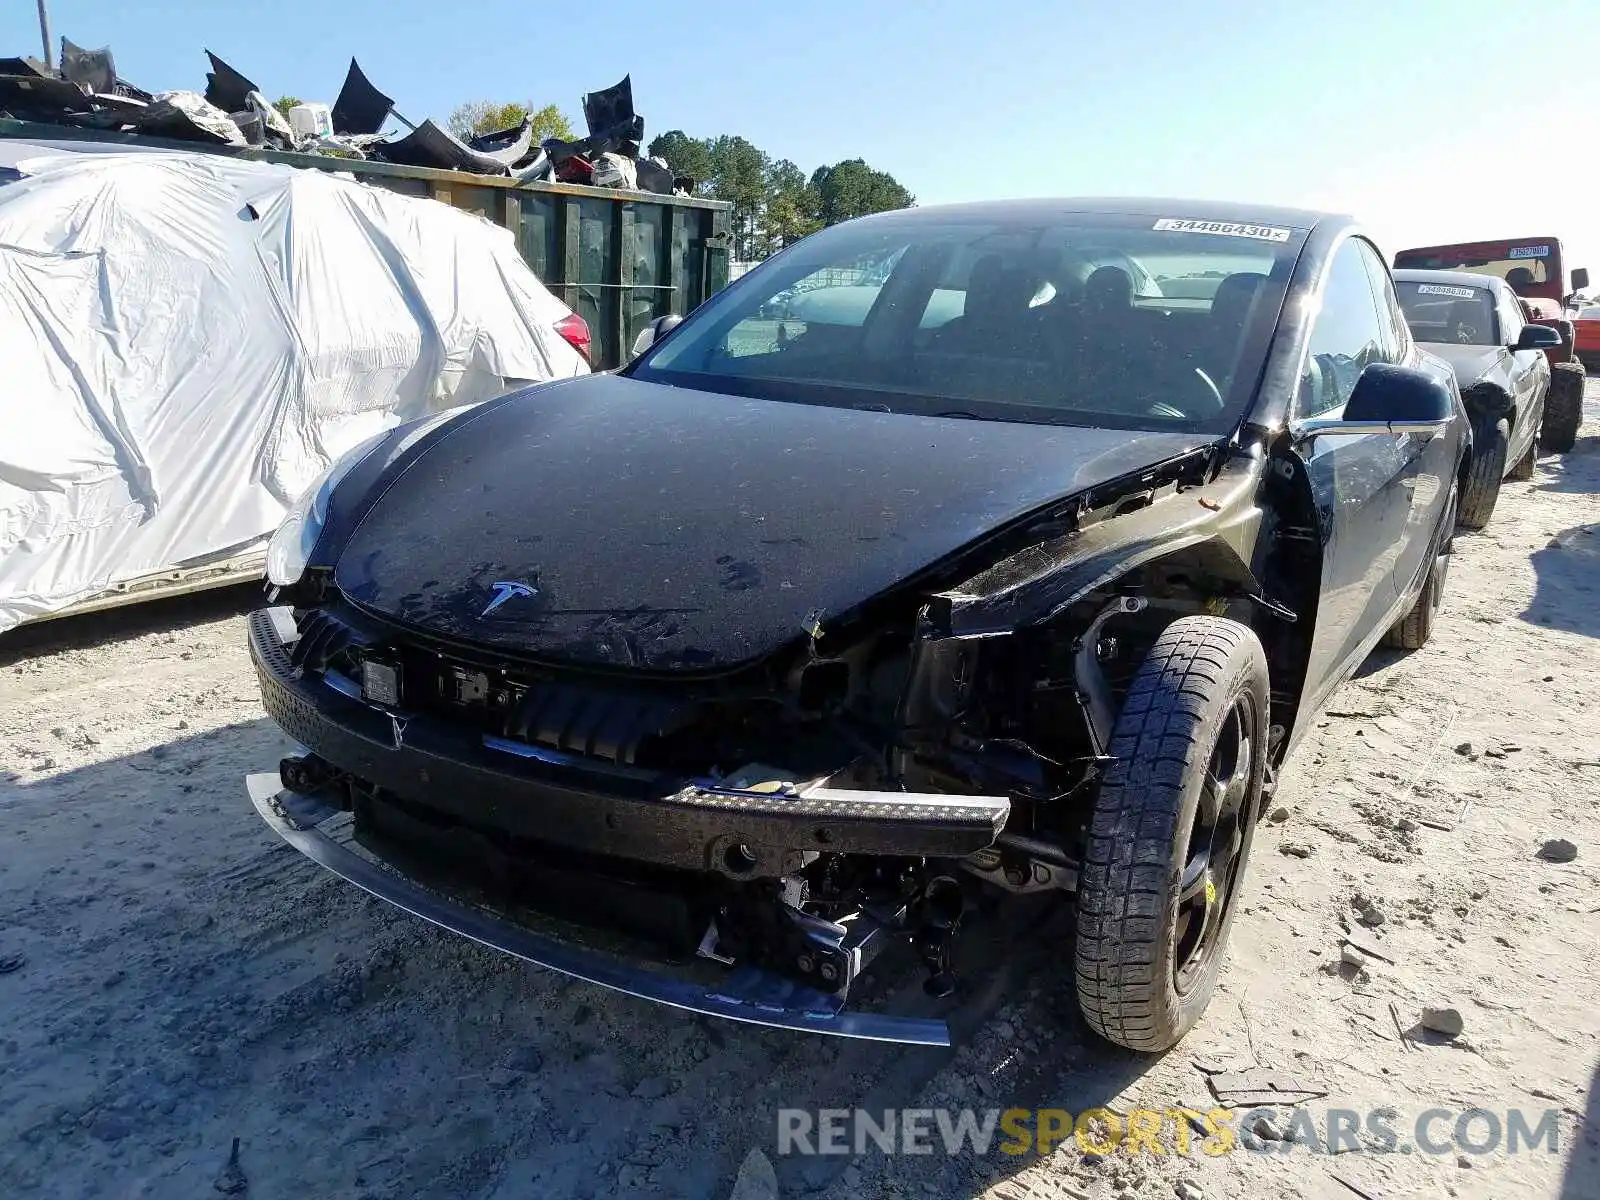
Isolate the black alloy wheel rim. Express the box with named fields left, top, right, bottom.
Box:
left=1174, top=694, right=1258, bottom=995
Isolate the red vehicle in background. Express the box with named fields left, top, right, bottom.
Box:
left=1573, top=301, right=1600, bottom=371
left=1394, top=237, right=1588, bottom=451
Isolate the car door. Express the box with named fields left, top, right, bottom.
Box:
left=1363, top=249, right=1458, bottom=594
left=1496, top=282, right=1546, bottom=456
left=1295, top=237, right=1432, bottom=696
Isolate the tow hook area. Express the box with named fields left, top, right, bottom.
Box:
left=279, top=751, right=340, bottom=795
left=912, top=875, right=966, bottom=998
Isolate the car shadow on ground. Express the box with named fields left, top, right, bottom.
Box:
left=1533, top=436, right=1600, bottom=495
left=1351, top=647, right=1406, bottom=681
left=0, top=582, right=264, bottom=668
left=1522, top=521, right=1600, bottom=639
left=0, top=701, right=1156, bottom=1199
left=1559, top=1058, right=1600, bottom=1200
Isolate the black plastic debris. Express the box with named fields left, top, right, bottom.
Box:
left=0, top=74, right=95, bottom=120
left=60, top=38, right=114, bottom=96
left=377, top=119, right=515, bottom=175
left=58, top=39, right=152, bottom=104
left=232, top=110, right=265, bottom=145
left=202, top=51, right=258, bottom=115
left=331, top=57, right=394, bottom=136
left=466, top=118, right=534, bottom=168
left=581, top=74, right=643, bottom=142
left=0, top=56, right=51, bottom=79
left=633, top=156, right=676, bottom=195
left=132, top=92, right=242, bottom=145
left=2, top=44, right=685, bottom=190
left=212, top=1136, right=248, bottom=1195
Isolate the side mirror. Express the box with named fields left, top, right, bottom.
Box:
left=631, top=314, right=684, bottom=359
left=1295, top=363, right=1455, bottom=445
left=1572, top=267, right=1590, bottom=292
left=1514, top=324, right=1563, bottom=351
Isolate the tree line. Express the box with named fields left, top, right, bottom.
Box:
left=644, top=132, right=914, bottom=262
left=446, top=102, right=914, bottom=262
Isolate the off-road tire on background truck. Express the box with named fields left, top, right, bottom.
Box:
left=1457, top=417, right=1508, bottom=530
left=1541, top=362, right=1585, bottom=453
left=1074, top=616, right=1269, bottom=1052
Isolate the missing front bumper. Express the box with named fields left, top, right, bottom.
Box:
left=247, top=605, right=1010, bottom=877
left=246, top=772, right=954, bottom=1045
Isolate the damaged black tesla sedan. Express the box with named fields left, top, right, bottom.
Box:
left=246, top=199, right=1469, bottom=1051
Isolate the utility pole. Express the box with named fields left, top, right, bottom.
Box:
left=36, top=0, right=53, bottom=69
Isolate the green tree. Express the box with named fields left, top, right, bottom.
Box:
left=649, top=133, right=911, bottom=261
left=809, top=159, right=914, bottom=226
left=705, top=135, right=770, bottom=260
left=272, top=96, right=302, bottom=120
left=761, top=158, right=821, bottom=252
left=447, top=101, right=574, bottom=142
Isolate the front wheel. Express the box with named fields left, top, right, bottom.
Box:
left=1457, top=418, right=1508, bottom=530
left=1074, top=616, right=1269, bottom=1052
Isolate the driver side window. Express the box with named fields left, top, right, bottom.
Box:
left=1297, top=239, right=1390, bottom=418
left=1498, top=284, right=1525, bottom=345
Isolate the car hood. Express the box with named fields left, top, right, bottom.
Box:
left=334, top=374, right=1213, bottom=672
left=1418, top=342, right=1505, bottom=386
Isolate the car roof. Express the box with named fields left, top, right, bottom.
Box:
left=1392, top=268, right=1506, bottom=293
left=847, top=196, right=1339, bottom=231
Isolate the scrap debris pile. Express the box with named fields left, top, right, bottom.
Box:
left=0, top=40, right=692, bottom=193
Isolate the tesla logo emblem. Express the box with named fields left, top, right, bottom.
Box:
left=480, top=580, right=537, bottom=618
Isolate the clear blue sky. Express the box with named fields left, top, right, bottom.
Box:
left=5, top=0, right=1597, bottom=276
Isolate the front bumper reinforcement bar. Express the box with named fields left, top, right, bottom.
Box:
left=247, top=772, right=953, bottom=1045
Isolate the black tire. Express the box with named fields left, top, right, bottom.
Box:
left=1382, top=483, right=1455, bottom=651
left=1457, top=418, right=1508, bottom=530
left=1554, top=319, right=1577, bottom=361
left=1075, top=616, right=1268, bottom=1053
left=1541, top=363, right=1585, bottom=453
left=1507, top=436, right=1536, bottom=481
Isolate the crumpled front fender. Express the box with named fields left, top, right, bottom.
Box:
left=925, top=452, right=1264, bottom=639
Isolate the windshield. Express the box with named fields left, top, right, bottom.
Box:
left=1394, top=245, right=1553, bottom=290
left=1394, top=280, right=1498, bottom=346
left=630, top=212, right=1303, bottom=432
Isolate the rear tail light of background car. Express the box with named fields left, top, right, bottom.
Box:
left=553, top=313, right=592, bottom=362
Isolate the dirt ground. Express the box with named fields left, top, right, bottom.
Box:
left=2, top=389, right=1598, bottom=1200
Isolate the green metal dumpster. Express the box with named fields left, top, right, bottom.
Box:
left=0, top=119, right=733, bottom=369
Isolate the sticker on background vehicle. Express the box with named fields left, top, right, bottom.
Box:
left=1152, top=218, right=1292, bottom=243
left=1508, top=245, right=1551, bottom=259
left=1416, top=284, right=1479, bottom=299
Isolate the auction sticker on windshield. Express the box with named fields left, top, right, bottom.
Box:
left=1152, top=218, right=1291, bottom=243
left=1508, top=245, right=1551, bottom=259
left=1415, top=284, right=1479, bottom=299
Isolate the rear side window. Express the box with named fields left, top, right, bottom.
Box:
left=1297, top=239, right=1390, bottom=417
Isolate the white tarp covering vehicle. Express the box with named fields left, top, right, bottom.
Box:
left=0, top=149, right=587, bottom=633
